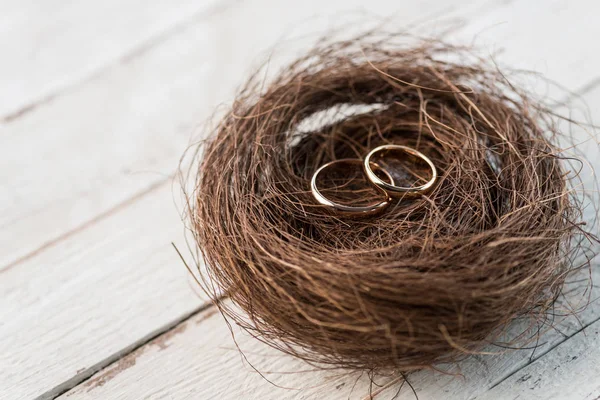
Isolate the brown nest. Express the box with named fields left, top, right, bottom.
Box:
left=188, top=37, right=593, bottom=371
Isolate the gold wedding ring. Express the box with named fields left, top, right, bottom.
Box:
left=363, top=144, right=437, bottom=198
left=310, top=159, right=394, bottom=217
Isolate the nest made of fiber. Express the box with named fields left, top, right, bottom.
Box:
left=188, top=36, right=593, bottom=371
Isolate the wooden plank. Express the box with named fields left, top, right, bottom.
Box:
left=0, top=183, right=205, bottom=400
left=452, top=0, right=600, bottom=97
left=476, top=322, right=600, bottom=400
left=0, top=0, right=227, bottom=120
left=0, top=2, right=231, bottom=271
left=58, top=303, right=399, bottom=400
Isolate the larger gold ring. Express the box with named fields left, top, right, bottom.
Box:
left=311, top=158, right=394, bottom=217
left=363, top=144, right=437, bottom=198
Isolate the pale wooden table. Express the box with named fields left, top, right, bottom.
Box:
left=2, top=1, right=599, bottom=399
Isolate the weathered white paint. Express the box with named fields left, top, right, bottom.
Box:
left=452, top=0, right=600, bottom=98
left=0, top=0, right=226, bottom=119
left=59, top=304, right=397, bottom=400
left=478, top=322, right=600, bottom=400
left=0, top=183, right=205, bottom=400
left=0, top=1, right=230, bottom=271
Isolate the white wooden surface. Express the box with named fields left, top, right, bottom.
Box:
left=0, top=0, right=226, bottom=119
left=1, top=1, right=599, bottom=399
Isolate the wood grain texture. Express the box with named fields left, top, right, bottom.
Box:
left=478, top=322, right=600, bottom=400
left=0, top=2, right=229, bottom=271
left=0, top=0, right=226, bottom=120
left=0, top=183, right=205, bottom=400
left=60, top=303, right=398, bottom=400
left=452, top=0, right=600, bottom=97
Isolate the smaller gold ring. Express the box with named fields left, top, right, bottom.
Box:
left=363, top=145, right=437, bottom=198
left=311, top=158, right=394, bottom=217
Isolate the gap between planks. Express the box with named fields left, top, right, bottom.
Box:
left=37, top=302, right=217, bottom=400
left=65, top=284, right=600, bottom=399
left=0, top=177, right=171, bottom=274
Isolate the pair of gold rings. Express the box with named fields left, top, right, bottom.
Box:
left=310, top=144, right=437, bottom=217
